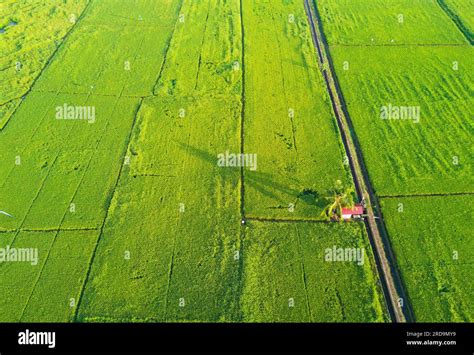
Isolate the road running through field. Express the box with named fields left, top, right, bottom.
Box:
left=303, top=0, right=415, bottom=323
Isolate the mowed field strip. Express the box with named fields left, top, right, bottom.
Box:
left=317, top=0, right=473, bottom=321
left=0, top=0, right=389, bottom=322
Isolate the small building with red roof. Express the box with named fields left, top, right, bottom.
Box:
left=342, top=204, right=364, bottom=220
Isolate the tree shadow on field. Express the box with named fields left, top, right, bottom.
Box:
left=176, top=141, right=323, bottom=207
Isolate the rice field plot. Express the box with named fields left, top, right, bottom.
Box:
left=77, top=96, right=242, bottom=322
left=0, top=0, right=89, bottom=129
left=380, top=196, right=474, bottom=322
left=32, top=0, right=182, bottom=97
left=0, top=91, right=140, bottom=231
left=243, top=0, right=351, bottom=220
left=81, top=0, right=179, bottom=26
left=154, top=0, right=241, bottom=99
left=240, top=221, right=388, bottom=322
left=0, top=231, right=55, bottom=322
left=328, top=46, right=473, bottom=196
left=0, top=230, right=99, bottom=322
left=317, top=0, right=468, bottom=45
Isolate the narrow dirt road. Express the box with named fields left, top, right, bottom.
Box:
left=303, top=0, right=414, bottom=323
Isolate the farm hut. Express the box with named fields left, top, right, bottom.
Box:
left=341, top=204, right=364, bottom=220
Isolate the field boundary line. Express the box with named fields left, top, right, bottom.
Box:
left=399, top=261, right=474, bottom=268
left=0, top=0, right=94, bottom=132
left=194, top=0, right=212, bottom=90
left=379, top=192, right=474, bottom=199
left=329, top=43, right=470, bottom=48
left=295, top=225, right=314, bottom=321
left=31, top=89, right=150, bottom=100
left=304, top=0, right=414, bottom=323
left=133, top=173, right=178, bottom=178
left=436, top=0, right=473, bottom=45
left=246, top=216, right=331, bottom=224
left=73, top=97, right=144, bottom=322
left=151, top=0, right=185, bottom=95
left=239, top=0, right=246, bottom=221
left=233, top=0, right=247, bottom=322
left=0, top=227, right=99, bottom=233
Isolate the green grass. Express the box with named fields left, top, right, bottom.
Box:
left=381, top=196, right=474, bottom=322
left=317, top=0, right=468, bottom=45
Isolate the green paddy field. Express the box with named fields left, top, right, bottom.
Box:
left=0, top=0, right=471, bottom=323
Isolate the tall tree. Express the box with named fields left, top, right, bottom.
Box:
left=321, top=181, right=354, bottom=221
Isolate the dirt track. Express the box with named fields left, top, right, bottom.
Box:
left=303, top=0, right=415, bottom=323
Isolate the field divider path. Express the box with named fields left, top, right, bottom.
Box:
left=295, top=224, right=313, bottom=321
left=436, top=0, right=473, bottom=45
left=233, top=0, right=247, bottom=322
left=73, top=97, right=144, bottom=321
left=151, top=0, right=185, bottom=94
left=194, top=0, right=212, bottom=90
left=0, top=227, right=99, bottom=234
left=246, top=216, right=331, bottom=224
left=304, top=0, right=414, bottom=323
left=379, top=192, right=474, bottom=199
left=239, top=0, right=246, bottom=221
left=329, top=43, right=470, bottom=48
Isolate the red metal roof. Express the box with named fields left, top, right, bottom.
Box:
left=342, top=205, right=364, bottom=215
